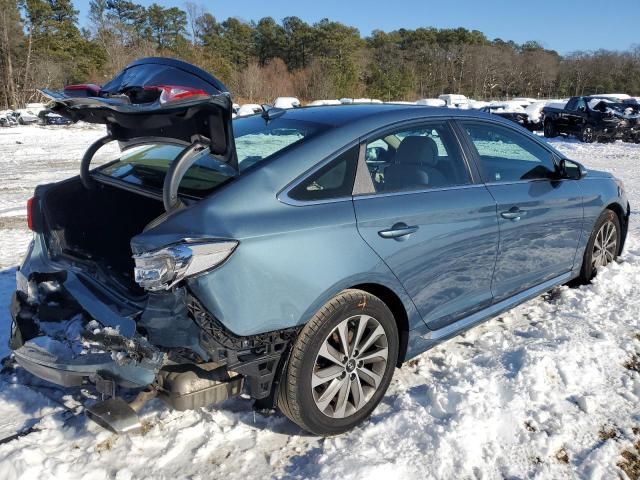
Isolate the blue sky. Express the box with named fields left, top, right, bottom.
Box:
left=75, top=0, right=640, bottom=54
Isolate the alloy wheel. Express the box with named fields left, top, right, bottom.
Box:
left=312, top=315, right=388, bottom=419
left=592, top=220, right=617, bottom=269
left=582, top=126, right=594, bottom=143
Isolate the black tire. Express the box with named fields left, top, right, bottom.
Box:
left=543, top=120, right=558, bottom=138
left=580, top=125, right=596, bottom=143
left=277, top=289, right=399, bottom=436
left=578, top=209, right=621, bottom=282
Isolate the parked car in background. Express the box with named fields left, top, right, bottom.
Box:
left=542, top=96, right=625, bottom=142
left=480, top=102, right=530, bottom=129
left=236, top=103, right=263, bottom=117
left=15, top=109, right=39, bottom=125
left=512, top=97, right=537, bottom=106
left=0, top=111, right=17, bottom=127
left=416, top=98, right=446, bottom=107
left=273, top=97, right=301, bottom=109
left=38, top=109, right=72, bottom=125
left=524, top=100, right=567, bottom=131
left=10, top=58, right=630, bottom=437
left=340, top=98, right=383, bottom=104
left=468, top=100, right=490, bottom=109
left=309, top=99, right=342, bottom=106
left=439, top=94, right=470, bottom=108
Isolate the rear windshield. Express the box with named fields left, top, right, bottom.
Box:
left=98, top=115, right=328, bottom=197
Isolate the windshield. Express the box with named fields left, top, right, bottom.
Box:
left=98, top=115, right=328, bottom=197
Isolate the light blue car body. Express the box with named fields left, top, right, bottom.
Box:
left=13, top=105, right=630, bottom=388
left=129, top=105, right=629, bottom=358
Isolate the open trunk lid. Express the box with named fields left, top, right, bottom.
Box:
left=40, top=57, right=237, bottom=170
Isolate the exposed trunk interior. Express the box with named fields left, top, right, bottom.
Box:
left=41, top=178, right=165, bottom=292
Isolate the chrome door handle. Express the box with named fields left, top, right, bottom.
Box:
left=500, top=209, right=526, bottom=221
left=378, top=224, right=419, bottom=239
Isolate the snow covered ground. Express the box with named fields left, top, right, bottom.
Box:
left=0, top=125, right=638, bottom=479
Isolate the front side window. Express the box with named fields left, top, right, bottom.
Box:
left=576, top=98, right=587, bottom=111
left=364, top=122, right=470, bottom=193
left=461, top=122, right=557, bottom=183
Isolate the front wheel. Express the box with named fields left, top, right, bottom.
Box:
left=580, top=125, right=596, bottom=143
left=277, top=289, right=399, bottom=436
left=579, top=209, right=621, bottom=282
left=543, top=121, right=558, bottom=138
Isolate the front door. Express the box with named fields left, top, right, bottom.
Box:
left=353, top=121, right=499, bottom=330
left=458, top=120, right=584, bottom=302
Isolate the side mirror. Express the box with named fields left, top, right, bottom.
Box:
left=558, top=158, right=587, bottom=180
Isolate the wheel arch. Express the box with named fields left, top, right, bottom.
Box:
left=349, top=282, right=410, bottom=367
left=604, top=202, right=629, bottom=254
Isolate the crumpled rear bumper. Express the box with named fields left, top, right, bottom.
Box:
left=10, top=288, right=163, bottom=389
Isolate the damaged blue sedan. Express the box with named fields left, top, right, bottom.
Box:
left=9, top=58, right=630, bottom=436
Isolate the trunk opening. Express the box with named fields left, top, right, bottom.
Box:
left=41, top=178, right=165, bottom=292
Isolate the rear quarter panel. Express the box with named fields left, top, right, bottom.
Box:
left=131, top=125, right=424, bottom=337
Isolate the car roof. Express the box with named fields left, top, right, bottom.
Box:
left=269, top=103, right=484, bottom=127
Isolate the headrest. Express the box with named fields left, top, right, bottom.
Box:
left=395, top=136, right=438, bottom=167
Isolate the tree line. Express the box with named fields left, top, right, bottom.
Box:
left=1, top=0, right=640, bottom=109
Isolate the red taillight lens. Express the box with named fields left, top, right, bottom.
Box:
left=143, top=85, right=209, bottom=104
left=64, top=83, right=101, bottom=96
left=27, top=197, right=34, bottom=231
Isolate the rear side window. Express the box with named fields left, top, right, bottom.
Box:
left=288, top=146, right=359, bottom=201
left=461, top=122, right=557, bottom=183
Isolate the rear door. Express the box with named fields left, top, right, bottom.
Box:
left=457, top=120, right=584, bottom=302
left=353, top=120, right=499, bottom=330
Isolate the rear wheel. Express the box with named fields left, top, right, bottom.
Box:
left=277, top=289, right=399, bottom=436
left=579, top=209, right=621, bottom=282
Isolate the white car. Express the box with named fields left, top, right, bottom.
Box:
left=15, top=109, right=39, bottom=125
left=273, top=97, right=301, bottom=109
left=236, top=104, right=263, bottom=117
left=308, top=99, right=342, bottom=106
left=468, top=100, right=490, bottom=109
left=0, top=110, right=18, bottom=126
left=438, top=94, right=470, bottom=109
left=416, top=98, right=446, bottom=107
left=339, top=98, right=383, bottom=104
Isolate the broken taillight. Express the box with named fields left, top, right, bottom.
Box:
left=133, top=240, right=238, bottom=291
left=143, top=85, right=209, bottom=104
left=27, top=197, right=34, bottom=230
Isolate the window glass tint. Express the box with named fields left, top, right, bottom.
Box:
left=364, top=123, right=470, bottom=193
left=462, top=122, right=556, bottom=183
left=288, top=146, right=358, bottom=201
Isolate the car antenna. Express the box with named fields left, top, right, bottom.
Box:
left=261, top=105, right=286, bottom=122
